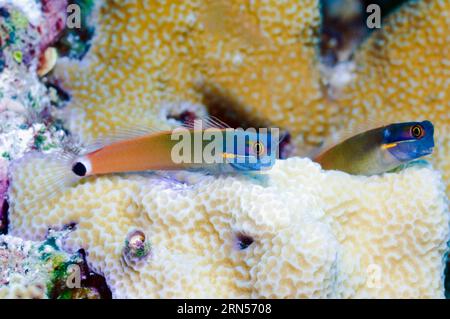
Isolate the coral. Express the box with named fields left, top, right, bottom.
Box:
left=53, top=0, right=332, bottom=148
left=0, top=231, right=110, bottom=299
left=8, top=157, right=449, bottom=298
left=0, top=1, right=66, bottom=75
left=39, top=0, right=68, bottom=51
left=334, top=0, right=450, bottom=193
left=0, top=232, right=83, bottom=299
left=0, top=2, right=70, bottom=237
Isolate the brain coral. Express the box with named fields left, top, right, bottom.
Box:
left=335, top=0, right=449, bottom=193
left=53, top=0, right=332, bottom=147
left=8, top=157, right=449, bottom=298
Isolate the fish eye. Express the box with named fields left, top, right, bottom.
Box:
left=253, top=142, right=265, bottom=156
left=411, top=125, right=424, bottom=139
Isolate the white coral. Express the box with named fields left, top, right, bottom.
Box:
left=8, top=158, right=449, bottom=298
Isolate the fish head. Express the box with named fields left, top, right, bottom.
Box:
left=383, top=121, right=435, bottom=162
left=224, top=128, right=279, bottom=171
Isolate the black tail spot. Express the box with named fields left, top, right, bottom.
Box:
left=72, top=162, right=87, bottom=177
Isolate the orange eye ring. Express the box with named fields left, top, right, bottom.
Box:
left=253, top=142, right=265, bottom=156
left=411, top=125, right=424, bottom=139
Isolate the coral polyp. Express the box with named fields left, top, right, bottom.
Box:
left=123, top=230, right=151, bottom=268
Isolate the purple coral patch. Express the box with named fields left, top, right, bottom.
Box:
left=39, top=0, right=68, bottom=50
left=0, top=160, right=8, bottom=234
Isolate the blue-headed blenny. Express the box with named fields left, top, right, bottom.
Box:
left=313, top=121, right=435, bottom=175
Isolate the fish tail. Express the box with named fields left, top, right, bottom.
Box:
left=8, top=151, right=82, bottom=205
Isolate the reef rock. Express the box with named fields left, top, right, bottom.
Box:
left=0, top=232, right=83, bottom=299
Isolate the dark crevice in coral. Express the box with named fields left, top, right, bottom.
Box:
left=278, top=132, right=292, bottom=160
left=445, top=256, right=450, bottom=299
left=46, top=82, right=72, bottom=108
left=63, top=222, right=77, bottom=232
left=168, top=110, right=199, bottom=126
left=320, top=0, right=367, bottom=65
left=198, top=83, right=294, bottom=159
left=48, top=247, right=112, bottom=299
left=236, top=233, right=254, bottom=250
left=320, top=0, right=410, bottom=66
left=199, top=83, right=256, bottom=130
left=78, top=249, right=112, bottom=299
left=0, top=200, right=9, bottom=235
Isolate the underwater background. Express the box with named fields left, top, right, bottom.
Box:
left=0, top=0, right=448, bottom=298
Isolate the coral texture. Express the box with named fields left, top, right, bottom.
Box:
left=8, top=158, right=449, bottom=298
left=0, top=2, right=68, bottom=231
left=335, top=0, right=449, bottom=193
left=53, top=0, right=330, bottom=147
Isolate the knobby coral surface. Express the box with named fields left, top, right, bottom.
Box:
left=8, top=157, right=449, bottom=298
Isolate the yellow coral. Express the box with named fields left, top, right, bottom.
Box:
left=335, top=0, right=450, bottom=192
left=8, top=157, right=449, bottom=298
left=53, top=0, right=330, bottom=147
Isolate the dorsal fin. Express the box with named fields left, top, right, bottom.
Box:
left=308, top=119, right=388, bottom=159
left=82, top=116, right=230, bottom=153
left=183, top=115, right=231, bottom=130
left=83, top=123, right=166, bottom=153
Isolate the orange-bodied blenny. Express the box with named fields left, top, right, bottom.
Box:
left=313, top=121, right=435, bottom=175
left=12, top=117, right=280, bottom=197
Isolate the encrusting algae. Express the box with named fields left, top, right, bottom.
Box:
left=0, top=231, right=105, bottom=299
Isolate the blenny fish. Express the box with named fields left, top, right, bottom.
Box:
left=14, top=117, right=279, bottom=196
left=313, top=121, right=435, bottom=175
